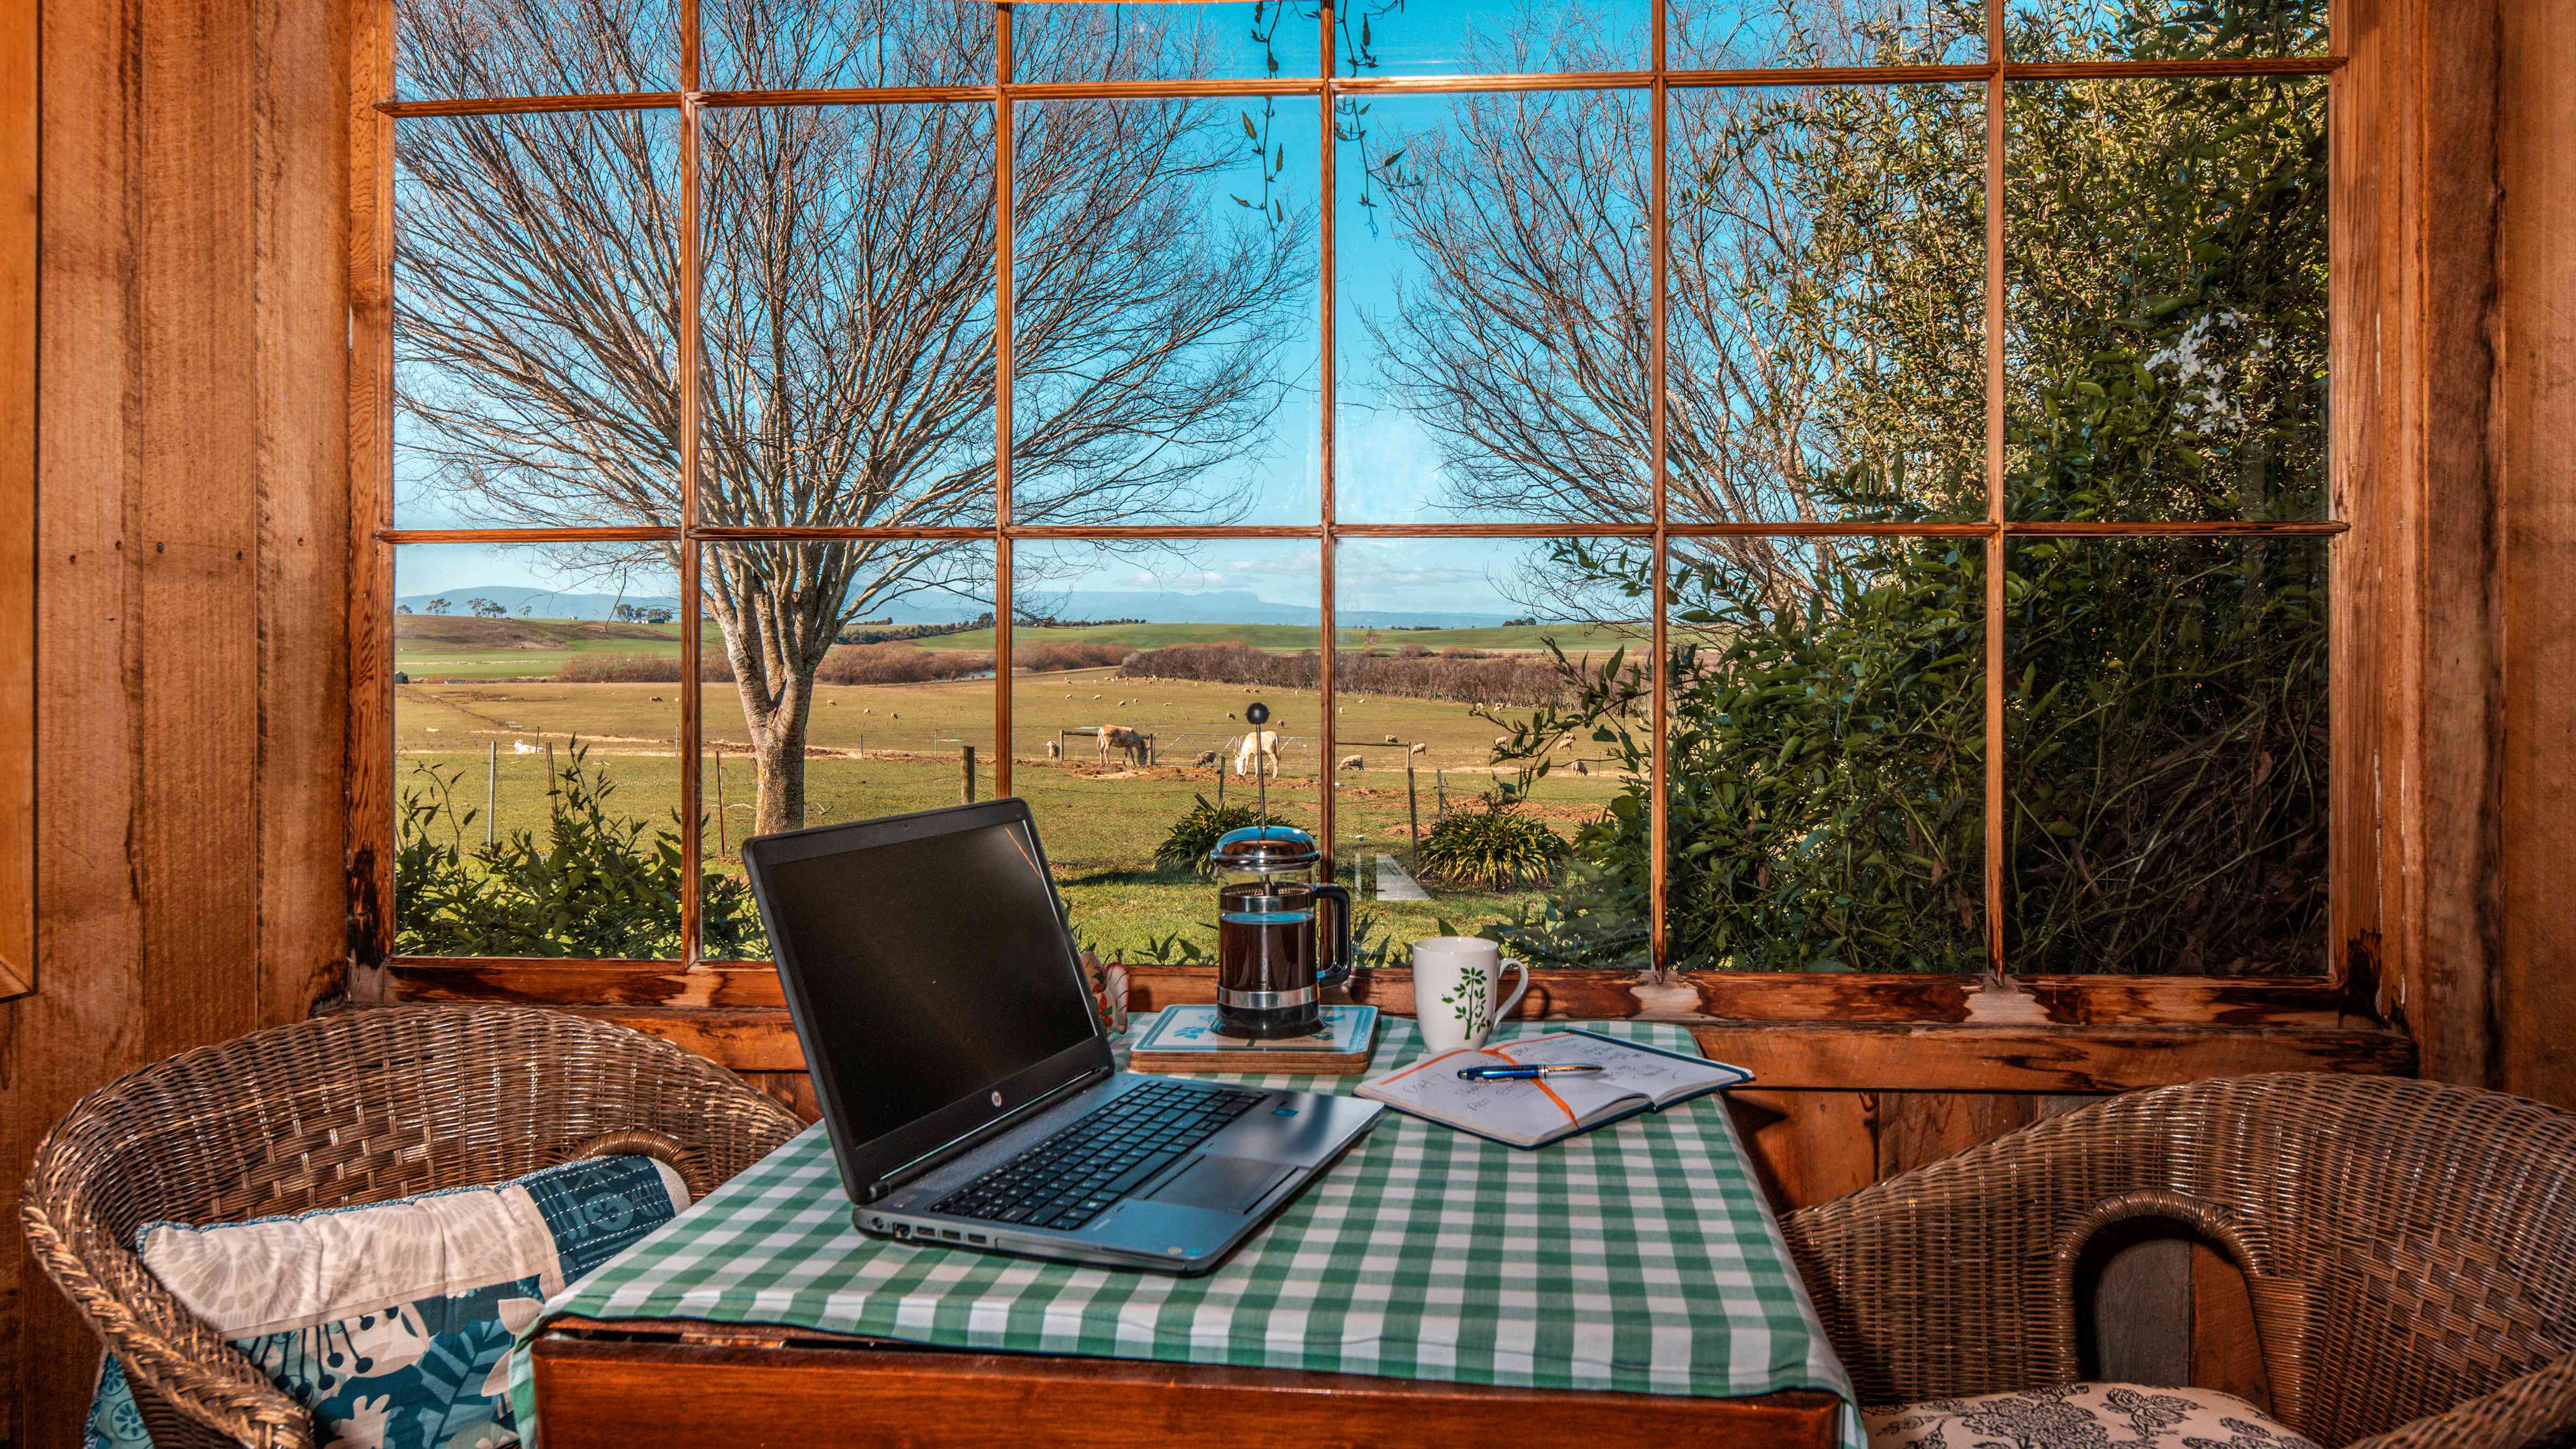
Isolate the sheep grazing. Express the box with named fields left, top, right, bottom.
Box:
left=1338, top=754, right=1365, bottom=771
left=1574, top=759, right=1590, bottom=775
left=1233, top=730, right=1280, bottom=779
left=1492, top=735, right=1512, bottom=750
left=1382, top=734, right=1398, bottom=744
left=1409, top=742, right=1429, bottom=755
left=1193, top=749, right=1218, bottom=767
left=1045, top=739, right=1060, bottom=759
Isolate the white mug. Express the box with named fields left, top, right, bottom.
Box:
left=1411, top=936, right=1529, bottom=1053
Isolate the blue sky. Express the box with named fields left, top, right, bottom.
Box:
left=396, top=0, right=1685, bottom=620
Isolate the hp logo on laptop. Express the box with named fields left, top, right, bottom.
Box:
left=991, top=1090, right=1004, bottom=1107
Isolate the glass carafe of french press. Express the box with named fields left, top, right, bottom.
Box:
left=1206, top=703, right=1352, bottom=1038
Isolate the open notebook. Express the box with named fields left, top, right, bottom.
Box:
left=1357, top=1030, right=1755, bottom=1149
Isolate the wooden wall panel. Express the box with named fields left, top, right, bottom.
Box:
left=2497, top=0, right=2576, bottom=1112
left=0, top=0, right=34, bottom=1010
left=0, top=1, right=351, bottom=1440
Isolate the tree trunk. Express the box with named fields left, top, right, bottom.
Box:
left=743, top=673, right=815, bottom=835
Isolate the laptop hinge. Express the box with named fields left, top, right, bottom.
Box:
left=865, top=1064, right=1113, bottom=1200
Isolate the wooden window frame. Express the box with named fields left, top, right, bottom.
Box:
left=348, top=0, right=2424, bottom=1074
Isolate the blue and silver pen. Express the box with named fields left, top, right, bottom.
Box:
left=1457, top=1063, right=1606, bottom=1081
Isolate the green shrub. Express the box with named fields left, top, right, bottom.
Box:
left=394, top=741, right=766, bottom=958
left=1153, top=795, right=1265, bottom=877
left=1415, top=794, right=1568, bottom=892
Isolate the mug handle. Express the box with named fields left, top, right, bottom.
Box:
left=1491, top=957, right=1529, bottom=1026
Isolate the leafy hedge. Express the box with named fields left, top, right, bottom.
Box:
left=394, top=742, right=766, bottom=958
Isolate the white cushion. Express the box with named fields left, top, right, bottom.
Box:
left=1867, top=1382, right=2322, bottom=1449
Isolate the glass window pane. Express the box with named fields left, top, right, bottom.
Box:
left=1015, top=2, right=1321, bottom=83
left=2004, top=77, right=2329, bottom=522
left=699, top=540, right=998, bottom=961
left=1666, top=535, right=1985, bottom=972
left=1009, top=539, right=1323, bottom=964
left=702, top=103, right=998, bottom=529
left=396, top=0, right=677, bottom=100
left=394, top=544, right=686, bottom=958
left=1667, top=84, right=1985, bottom=525
left=1014, top=98, right=1320, bottom=526
left=1337, top=90, right=1651, bottom=525
left=705, top=0, right=996, bottom=90
left=1672, top=0, right=1983, bottom=68
left=1334, top=0, right=1649, bottom=76
left=2006, top=537, right=2328, bottom=976
left=396, top=112, right=682, bottom=530
left=2007, top=0, right=2325, bottom=63
left=1334, top=538, right=1653, bottom=970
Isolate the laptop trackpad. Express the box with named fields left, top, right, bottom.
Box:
left=1143, top=1155, right=1295, bottom=1215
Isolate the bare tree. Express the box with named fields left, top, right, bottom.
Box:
left=1357, top=2, right=1981, bottom=604
left=395, top=1, right=1312, bottom=831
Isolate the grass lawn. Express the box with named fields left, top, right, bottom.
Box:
left=396, top=668, right=1640, bottom=962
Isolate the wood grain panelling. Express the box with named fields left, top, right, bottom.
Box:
left=0, top=0, right=35, bottom=1007
left=0, top=1, right=350, bottom=1440
left=2498, top=0, right=2576, bottom=1112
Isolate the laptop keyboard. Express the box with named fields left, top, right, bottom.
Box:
left=931, top=1080, right=1270, bottom=1232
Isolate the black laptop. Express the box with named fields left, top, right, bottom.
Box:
left=741, top=799, right=1384, bottom=1275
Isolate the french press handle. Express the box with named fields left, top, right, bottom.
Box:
left=1311, top=882, right=1355, bottom=990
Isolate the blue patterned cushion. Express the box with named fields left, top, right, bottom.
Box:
left=85, top=1155, right=687, bottom=1449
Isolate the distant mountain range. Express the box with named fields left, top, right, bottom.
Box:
left=399, top=584, right=1516, bottom=630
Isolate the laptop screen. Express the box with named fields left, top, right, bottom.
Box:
left=755, top=817, right=1100, bottom=1148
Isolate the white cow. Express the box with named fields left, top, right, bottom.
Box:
left=1232, top=729, right=1281, bottom=779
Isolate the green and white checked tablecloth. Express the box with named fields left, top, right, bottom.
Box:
left=507, top=1020, right=1860, bottom=1446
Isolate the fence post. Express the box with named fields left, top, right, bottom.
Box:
left=1407, top=756, right=1420, bottom=843
left=485, top=740, right=497, bottom=847
left=1217, top=758, right=1225, bottom=808
left=1437, top=769, right=1446, bottom=816
left=962, top=743, right=977, bottom=803
left=713, top=744, right=726, bottom=859
left=545, top=740, right=559, bottom=821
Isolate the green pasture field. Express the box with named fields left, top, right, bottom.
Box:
left=392, top=615, right=1645, bottom=684
left=393, top=616, right=701, bottom=681
left=394, top=667, right=1641, bottom=961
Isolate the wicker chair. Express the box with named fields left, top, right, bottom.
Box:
left=1781, top=1072, right=2576, bottom=1449
left=20, top=1004, right=804, bottom=1449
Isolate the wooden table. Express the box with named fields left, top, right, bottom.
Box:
left=527, top=1315, right=1847, bottom=1448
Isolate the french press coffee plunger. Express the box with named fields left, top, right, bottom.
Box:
left=1206, top=702, right=1351, bottom=1039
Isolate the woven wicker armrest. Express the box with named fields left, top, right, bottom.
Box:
left=17, top=1005, right=809, bottom=1449
left=20, top=1187, right=314, bottom=1449
left=2340, top=1354, right=2576, bottom=1449
left=1782, top=1157, right=2094, bottom=1406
